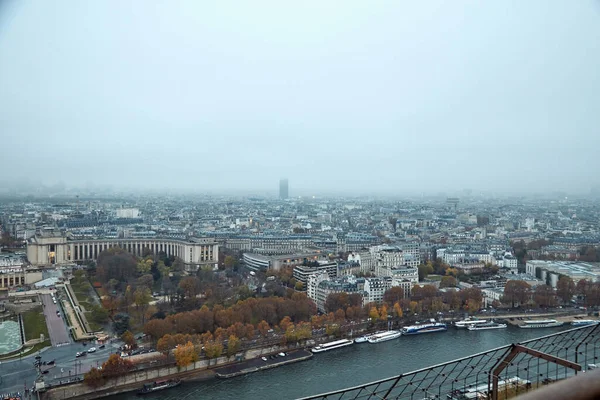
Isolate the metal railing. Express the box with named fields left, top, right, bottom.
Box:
left=299, top=324, right=600, bottom=400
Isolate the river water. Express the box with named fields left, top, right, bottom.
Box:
left=113, top=326, right=571, bottom=400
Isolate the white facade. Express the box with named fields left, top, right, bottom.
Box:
left=116, top=208, right=140, bottom=219
left=307, top=270, right=330, bottom=303
left=27, top=234, right=219, bottom=271
left=363, top=277, right=392, bottom=305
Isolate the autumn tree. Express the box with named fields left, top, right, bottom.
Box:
left=379, top=304, right=388, bottom=320
left=174, top=341, right=198, bottom=367
left=204, top=340, right=224, bottom=359
left=257, top=320, right=270, bottom=337
left=179, top=276, right=201, bottom=300
left=96, top=247, right=138, bottom=283
left=83, top=367, right=105, bottom=388
left=534, top=285, right=557, bottom=308
left=101, top=354, right=134, bottom=378
left=393, top=302, right=403, bottom=318
left=556, top=276, right=575, bottom=305
left=368, top=306, right=379, bottom=322
left=226, top=334, right=241, bottom=356
left=502, top=280, right=531, bottom=308
left=383, top=287, right=404, bottom=306
left=144, top=318, right=172, bottom=341
left=121, top=330, right=136, bottom=348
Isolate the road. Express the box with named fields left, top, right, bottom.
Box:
left=40, top=294, right=70, bottom=346
left=0, top=341, right=119, bottom=394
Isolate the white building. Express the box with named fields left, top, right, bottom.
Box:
left=116, top=208, right=140, bottom=219
left=363, top=277, right=392, bottom=305
left=307, top=270, right=329, bottom=303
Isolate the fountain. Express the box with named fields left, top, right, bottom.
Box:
left=0, top=319, right=22, bottom=355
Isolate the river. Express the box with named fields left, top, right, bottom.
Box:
left=112, top=325, right=571, bottom=400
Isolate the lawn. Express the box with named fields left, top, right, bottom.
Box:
left=22, top=306, right=50, bottom=342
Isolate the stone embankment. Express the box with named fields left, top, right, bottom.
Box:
left=41, top=344, right=299, bottom=400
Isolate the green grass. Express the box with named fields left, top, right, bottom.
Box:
left=426, top=275, right=443, bottom=281
left=85, top=314, right=102, bottom=332
left=22, top=307, right=49, bottom=341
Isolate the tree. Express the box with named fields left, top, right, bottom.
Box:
left=393, top=302, right=403, bottom=318
left=137, top=274, right=155, bottom=290
left=96, top=248, right=137, bottom=283
left=295, top=281, right=304, bottom=291
left=83, top=367, right=105, bottom=388
left=179, top=276, right=201, bottom=300
left=257, top=320, right=270, bottom=337
left=113, top=313, right=130, bottom=335
left=174, top=341, right=198, bottom=367
left=534, top=285, right=556, bottom=308
left=379, top=304, right=388, bottom=320
left=227, top=334, right=241, bottom=356
left=90, top=305, right=109, bottom=326
left=369, top=306, right=379, bottom=322
left=502, top=280, right=531, bottom=308
left=121, top=330, right=136, bottom=348
left=440, top=276, right=457, bottom=288
left=557, top=276, right=575, bottom=305
left=101, top=354, right=134, bottom=378
left=204, top=340, right=223, bottom=359
left=418, top=263, right=434, bottom=281
left=383, top=287, right=404, bottom=306
left=137, top=258, right=153, bottom=275
left=144, top=318, right=172, bottom=341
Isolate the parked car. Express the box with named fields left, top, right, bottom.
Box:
left=261, top=357, right=268, bottom=361
left=87, top=347, right=97, bottom=353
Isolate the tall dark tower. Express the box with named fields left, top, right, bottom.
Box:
left=279, top=179, right=289, bottom=199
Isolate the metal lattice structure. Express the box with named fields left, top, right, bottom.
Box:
left=299, top=324, right=600, bottom=400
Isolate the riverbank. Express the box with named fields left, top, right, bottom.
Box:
left=214, top=349, right=312, bottom=378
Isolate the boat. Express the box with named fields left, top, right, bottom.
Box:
left=402, top=319, right=447, bottom=335
left=454, top=317, right=488, bottom=329
left=311, top=339, right=354, bottom=353
left=518, top=319, right=564, bottom=329
left=367, top=330, right=401, bottom=343
left=467, top=321, right=507, bottom=331
left=571, top=319, right=599, bottom=326
left=138, top=379, right=181, bottom=395
left=355, top=331, right=385, bottom=343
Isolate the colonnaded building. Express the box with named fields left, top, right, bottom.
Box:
left=26, top=230, right=219, bottom=272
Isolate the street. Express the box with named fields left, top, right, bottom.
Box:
left=0, top=341, right=118, bottom=394
left=40, top=294, right=70, bottom=346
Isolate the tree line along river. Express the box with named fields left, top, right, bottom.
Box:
left=112, top=325, right=572, bottom=400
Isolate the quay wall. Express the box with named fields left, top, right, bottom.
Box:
left=41, top=344, right=291, bottom=400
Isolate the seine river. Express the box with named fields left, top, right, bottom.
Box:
left=114, top=326, right=571, bottom=400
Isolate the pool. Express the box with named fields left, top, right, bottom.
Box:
left=0, top=320, right=22, bottom=355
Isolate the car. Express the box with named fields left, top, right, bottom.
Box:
left=47, top=360, right=55, bottom=365
left=42, top=370, right=49, bottom=374
left=278, top=352, right=286, bottom=357
left=99, top=344, right=105, bottom=349
left=75, top=352, right=84, bottom=357
left=87, top=347, right=97, bottom=353
left=262, top=356, right=268, bottom=361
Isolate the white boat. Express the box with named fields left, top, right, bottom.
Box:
left=367, top=330, right=401, bottom=343
left=519, top=319, right=564, bottom=329
left=454, top=317, right=487, bottom=329
left=311, top=339, right=354, bottom=353
left=402, top=320, right=448, bottom=335
left=355, top=331, right=385, bottom=343
left=467, top=321, right=507, bottom=331
left=571, top=319, right=599, bottom=326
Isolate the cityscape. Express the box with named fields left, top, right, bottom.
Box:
left=2, top=1, right=600, bottom=400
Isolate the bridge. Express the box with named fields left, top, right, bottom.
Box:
left=300, top=324, right=600, bottom=400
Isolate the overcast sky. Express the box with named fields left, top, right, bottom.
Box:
left=1, top=1, right=599, bottom=196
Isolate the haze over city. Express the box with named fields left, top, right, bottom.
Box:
left=1, top=1, right=599, bottom=196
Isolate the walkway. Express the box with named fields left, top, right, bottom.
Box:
left=40, top=293, right=70, bottom=346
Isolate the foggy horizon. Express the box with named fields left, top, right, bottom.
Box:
left=2, top=1, right=600, bottom=196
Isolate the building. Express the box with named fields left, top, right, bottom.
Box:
left=293, top=262, right=338, bottom=288
left=363, top=276, right=392, bottom=305
left=0, top=266, right=43, bottom=288
left=307, top=270, right=329, bottom=302
left=116, top=208, right=140, bottom=219
left=525, top=260, right=600, bottom=288
left=313, top=276, right=365, bottom=312
left=279, top=179, right=289, bottom=200
left=26, top=231, right=219, bottom=272
left=243, top=252, right=329, bottom=271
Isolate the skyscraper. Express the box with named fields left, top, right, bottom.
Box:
left=279, top=179, right=289, bottom=199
